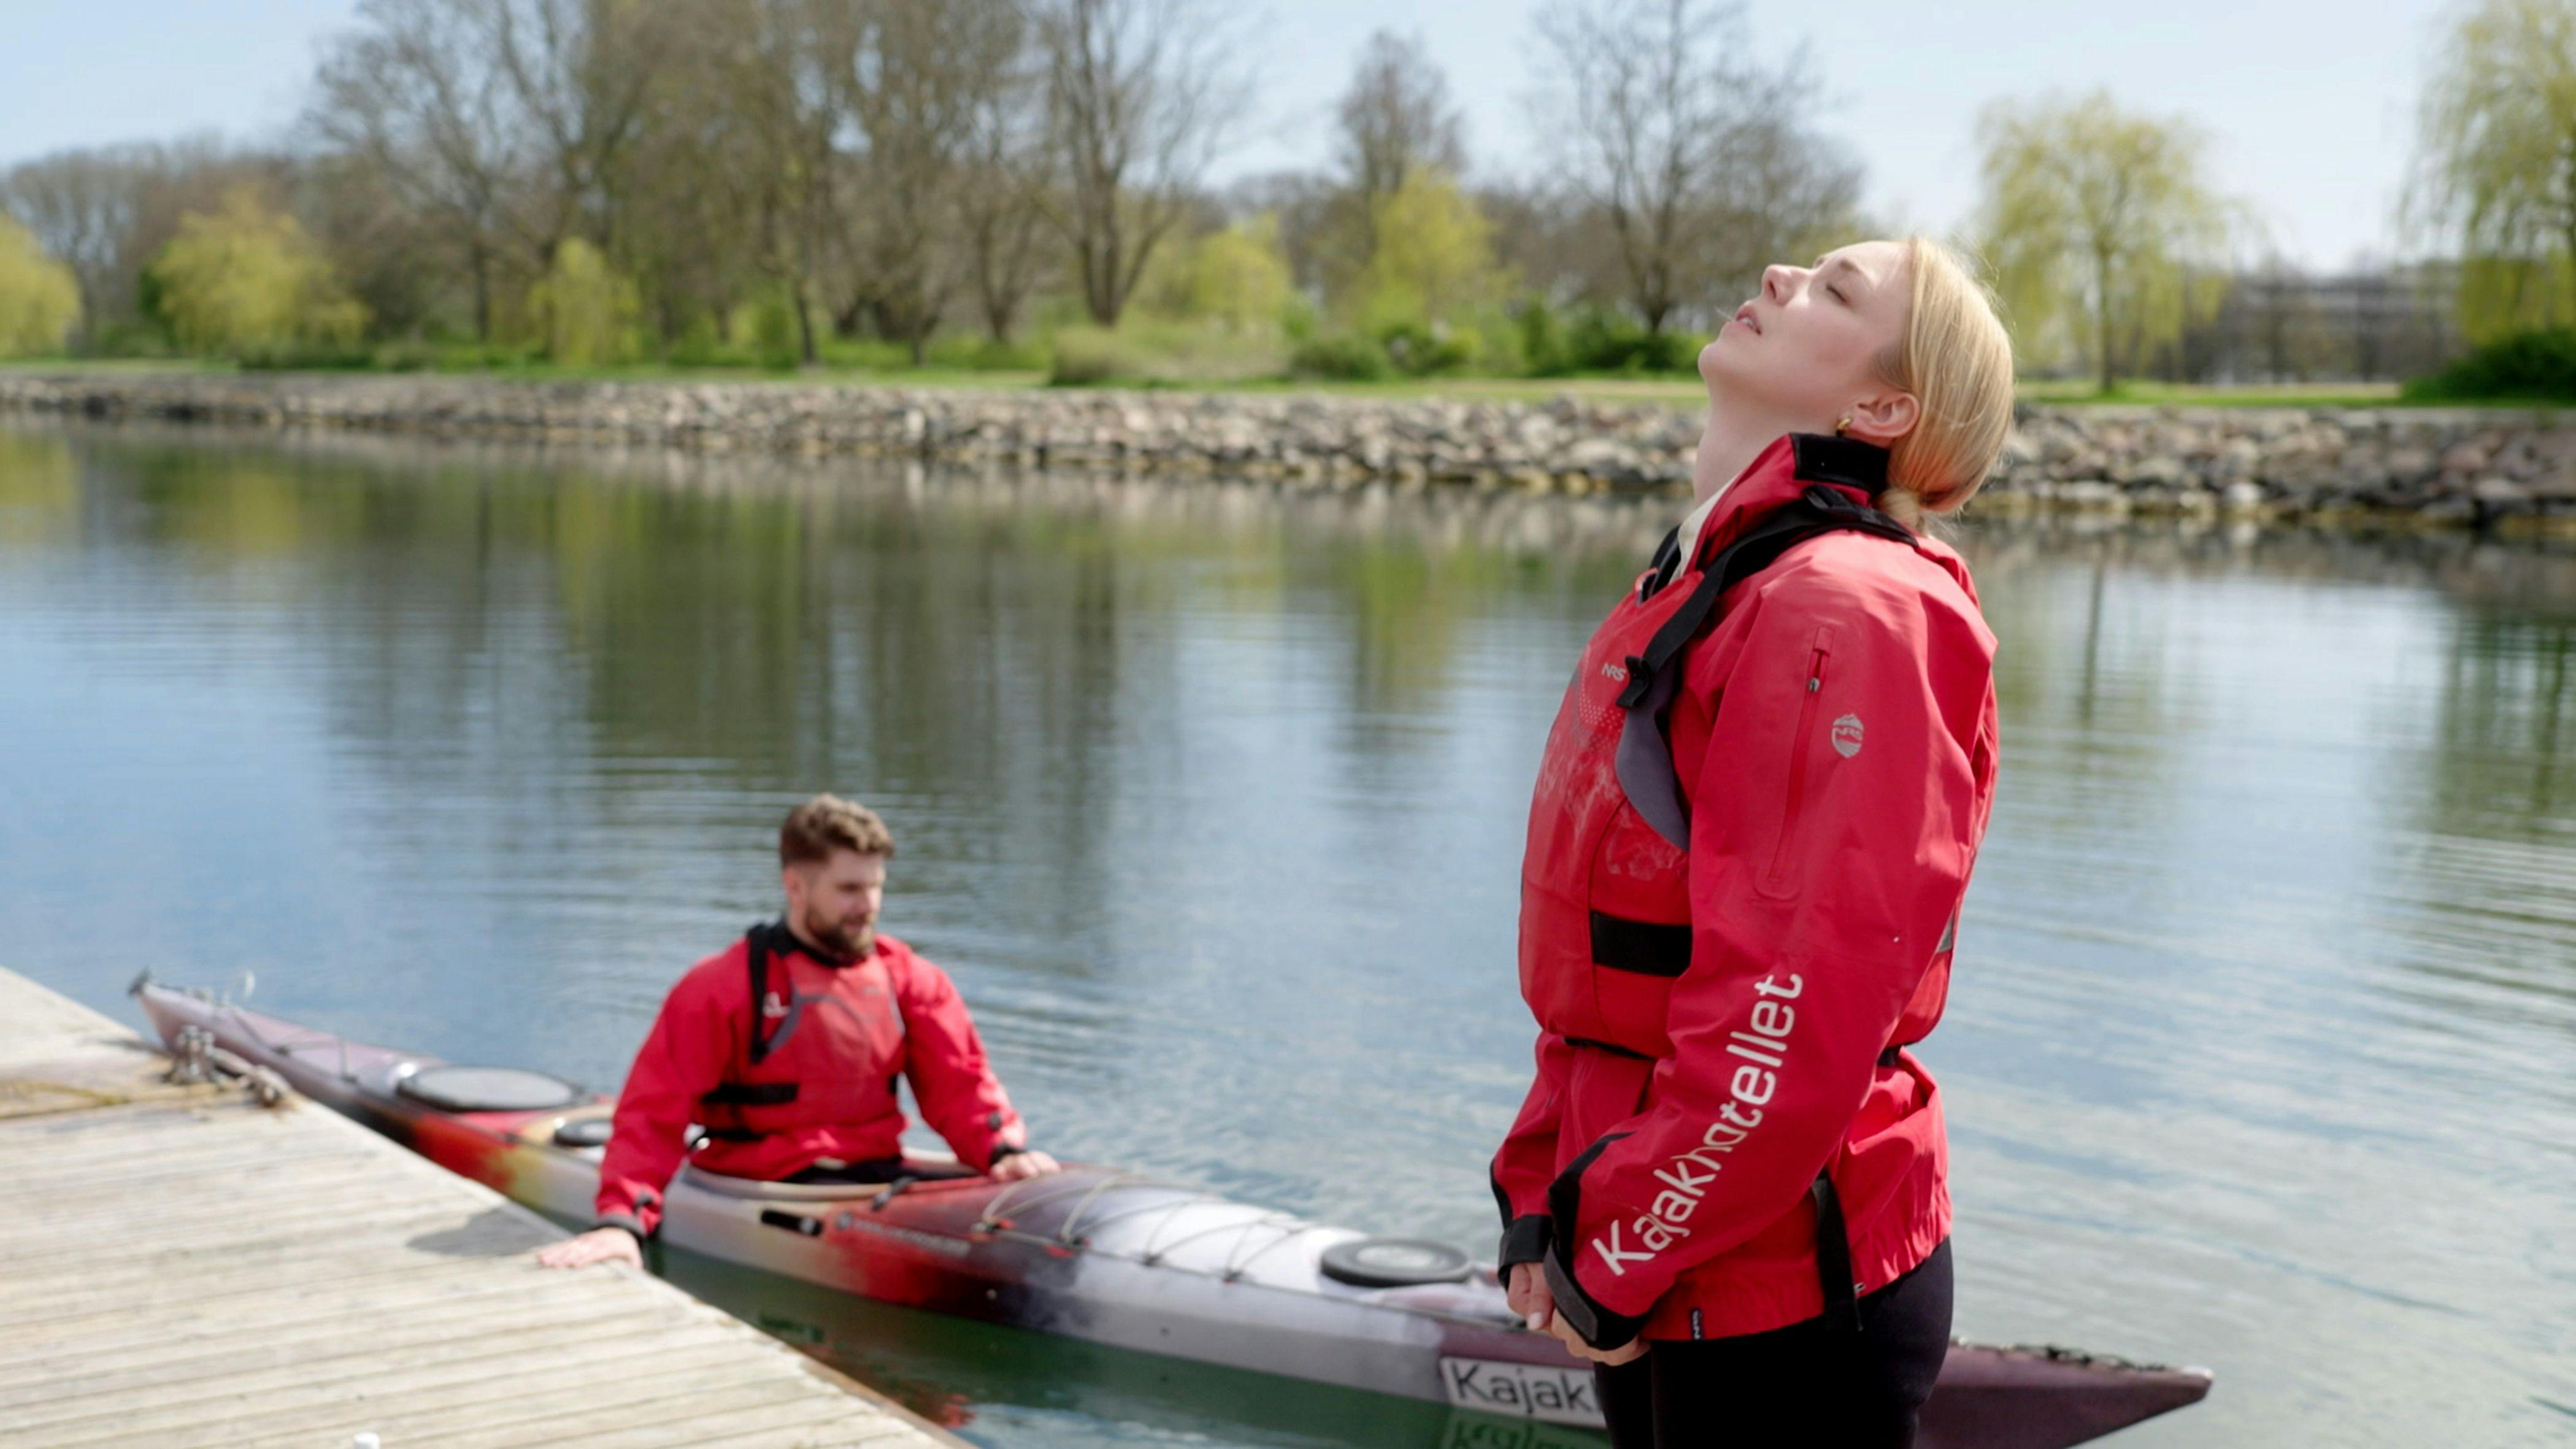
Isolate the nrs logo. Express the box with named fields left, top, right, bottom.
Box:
left=1600, top=661, right=1629, bottom=683
left=1831, top=713, right=1864, bottom=758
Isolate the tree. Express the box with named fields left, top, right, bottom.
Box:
left=147, top=189, right=367, bottom=355
left=486, top=0, right=680, bottom=258
left=300, top=148, right=458, bottom=339
left=693, top=0, right=840, bottom=366
left=307, top=0, right=528, bottom=341
left=955, top=10, right=1055, bottom=344
left=1477, top=179, right=1624, bottom=310
left=1334, top=31, right=1465, bottom=264
left=819, top=0, right=1026, bottom=362
left=306, top=0, right=680, bottom=342
left=527, top=236, right=638, bottom=363
left=1036, top=0, right=1248, bottom=326
left=1187, top=213, right=1292, bottom=331
left=2408, top=0, right=2576, bottom=337
left=0, top=215, right=82, bottom=356
left=0, top=152, right=136, bottom=347
left=1355, top=170, right=1502, bottom=331
left=2, top=139, right=279, bottom=347
left=1975, top=90, right=2239, bottom=391
left=1529, top=0, right=1858, bottom=337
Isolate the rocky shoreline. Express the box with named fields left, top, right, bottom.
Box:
left=4, top=371, right=2572, bottom=531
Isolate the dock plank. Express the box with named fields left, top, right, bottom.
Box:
left=220, top=1345, right=845, bottom=1448
left=0, top=969, right=961, bottom=1449
left=0, top=1274, right=642, bottom=1390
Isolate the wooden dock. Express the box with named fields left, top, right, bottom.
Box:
left=0, top=969, right=965, bottom=1448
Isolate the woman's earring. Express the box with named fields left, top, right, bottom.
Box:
left=1834, top=416, right=1853, bottom=438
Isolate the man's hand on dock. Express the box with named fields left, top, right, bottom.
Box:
left=537, top=1225, right=644, bottom=1270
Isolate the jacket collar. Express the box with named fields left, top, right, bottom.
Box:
left=1641, top=432, right=1985, bottom=612
left=1645, top=434, right=1890, bottom=599
left=1693, top=433, right=1886, bottom=566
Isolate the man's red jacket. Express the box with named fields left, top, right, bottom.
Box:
left=1494, top=434, right=1999, bottom=1347
left=594, top=928, right=1027, bottom=1237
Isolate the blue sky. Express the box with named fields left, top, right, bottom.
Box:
left=0, top=0, right=2451, bottom=270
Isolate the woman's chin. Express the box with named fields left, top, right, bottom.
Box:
left=1694, top=339, right=1729, bottom=391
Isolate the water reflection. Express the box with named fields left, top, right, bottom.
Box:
left=4, top=421, right=2574, bottom=1448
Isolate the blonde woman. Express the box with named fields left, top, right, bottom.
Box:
left=1491, top=237, right=2016, bottom=1447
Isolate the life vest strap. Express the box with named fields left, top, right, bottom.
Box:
left=1564, top=1034, right=1656, bottom=1061
left=745, top=922, right=786, bottom=1064
left=700, top=1081, right=798, bottom=1107
left=1613, top=483, right=1917, bottom=853
left=1588, top=910, right=1693, bottom=977
left=1810, top=1170, right=1864, bottom=1333
left=701, top=921, right=812, bottom=1141
left=1615, top=482, right=1913, bottom=714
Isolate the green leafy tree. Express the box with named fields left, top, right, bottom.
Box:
left=1354, top=170, right=1502, bottom=332
left=147, top=188, right=365, bottom=355
left=2409, top=0, right=2576, bottom=338
left=527, top=238, right=640, bottom=366
left=1188, top=215, right=1293, bottom=332
left=0, top=214, right=81, bottom=356
left=1975, top=91, right=2239, bottom=390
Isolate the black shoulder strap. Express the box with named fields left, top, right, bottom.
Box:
left=1811, top=1169, right=1864, bottom=1333
left=744, top=922, right=781, bottom=1064
left=1615, top=483, right=1913, bottom=713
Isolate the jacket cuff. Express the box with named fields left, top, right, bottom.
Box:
left=1498, top=1213, right=1551, bottom=1269
left=988, top=1143, right=1027, bottom=1164
left=591, top=1212, right=651, bottom=1242
left=1542, top=1131, right=1650, bottom=1350
left=1543, top=1246, right=1647, bottom=1351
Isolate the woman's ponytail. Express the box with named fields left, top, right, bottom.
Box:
left=1875, top=237, right=2017, bottom=523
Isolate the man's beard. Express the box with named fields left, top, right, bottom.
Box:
left=798, top=905, right=874, bottom=963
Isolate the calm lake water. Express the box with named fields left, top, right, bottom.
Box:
left=4, top=421, right=2572, bottom=1448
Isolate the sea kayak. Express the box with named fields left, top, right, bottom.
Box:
left=135, top=978, right=2210, bottom=1445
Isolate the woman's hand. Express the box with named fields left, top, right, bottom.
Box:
left=1545, top=1311, right=1647, bottom=1366
left=1506, top=1261, right=1554, bottom=1332
left=1512, top=1263, right=1647, bottom=1365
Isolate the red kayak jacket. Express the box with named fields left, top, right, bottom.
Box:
left=1492, top=433, right=1998, bottom=1347
left=594, top=924, right=1028, bottom=1237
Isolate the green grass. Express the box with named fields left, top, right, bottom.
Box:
left=0, top=354, right=1048, bottom=389
left=2018, top=378, right=2412, bottom=408
left=0, top=356, right=236, bottom=375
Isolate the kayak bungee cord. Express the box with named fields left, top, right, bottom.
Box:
left=1139, top=1207, right=1328, bottom=1280
left=978, top=1171, right=1337, bottom=1283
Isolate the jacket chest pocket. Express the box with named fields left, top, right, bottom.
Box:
left=1759, top=625, right=1836, bottom=899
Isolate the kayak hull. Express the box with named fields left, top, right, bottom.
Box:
left=136, top=982, right=2211, bottom=1444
